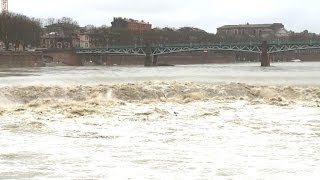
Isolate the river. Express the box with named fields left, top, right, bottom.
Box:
left=0, top=62, right=320, bottom=179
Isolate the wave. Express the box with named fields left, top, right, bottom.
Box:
left=0, top=82, right=319, bottom=116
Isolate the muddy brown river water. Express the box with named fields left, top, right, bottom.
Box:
left=0, top=62, right=320, bottom=179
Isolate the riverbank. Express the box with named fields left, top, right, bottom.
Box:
left=0, top=52, right=44, bottom=68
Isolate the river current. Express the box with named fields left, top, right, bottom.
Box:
left=0, top=62, right=320, bottom=179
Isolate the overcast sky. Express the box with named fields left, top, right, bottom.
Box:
left=7, top=0, right=320, bottom=33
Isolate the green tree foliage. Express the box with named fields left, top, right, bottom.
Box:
left=43, top=17, right=80, bottom=36
left=287, top=31, right=320, bottom=42
left=87, top=26, right=218, bottom=47
left=0, top=12, right=41, bottom=50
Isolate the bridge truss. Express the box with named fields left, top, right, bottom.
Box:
left=151, top=44, right=261, bottom=55
left=268, top=42, right=320, bottom=53
left=76, top=46, right=146, bottom=56
left=75, top=42, right=320, bottom=56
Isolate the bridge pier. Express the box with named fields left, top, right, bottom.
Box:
left=144, top=44, right=152, bottom=66
left=261, top=41, right=270, bottom=67
left=145, top=53, right=152, bottom=66
left=153, top=55, right=158, bottom=66
left=144, top=44, right=158, bottom=66
left=145, top=54, right=158, bottom=66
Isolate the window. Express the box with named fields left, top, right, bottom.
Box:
left=85, top=35, right=89, bottom=41
left=234, top=29, right=239, bottom=35
left=85, top=43, right=89, bottom=48
left=57, top=42, right=62, bottom=48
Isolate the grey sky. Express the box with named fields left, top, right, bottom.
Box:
left=8, top=0, right=320, bottom=33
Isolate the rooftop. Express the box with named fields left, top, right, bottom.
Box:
left=218, top=23, right=284, bottom=29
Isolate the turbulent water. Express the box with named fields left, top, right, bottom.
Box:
left=0, top=62, right=320, bottom=179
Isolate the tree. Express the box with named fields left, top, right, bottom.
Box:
left=43, top=17, right=79, bottom=36
left=0, top=12, right=42, bottom=50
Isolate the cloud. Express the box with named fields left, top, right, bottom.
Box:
left=8, top=0, right=320, bottom=33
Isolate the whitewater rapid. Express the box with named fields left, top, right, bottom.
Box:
left=0, top=63, right=320, bottom=179
left=0, top=82, right=319, bottom=117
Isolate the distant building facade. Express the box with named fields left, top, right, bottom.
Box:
left=40, top=24, right=110, bottom=49
left=111, top=17, right=152, bottom=31
left=79, top=34, right=90, bottom=48
left=217, top=23, right=289, bottom=39
left=78, top=27, right=108, bottom=48
left=40, top=23, right=80, bottom=49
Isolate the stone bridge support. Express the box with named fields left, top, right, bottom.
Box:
left=153, top=55, right=158, bottom=66
left=145, top=54, right=159, bottom=66
left=144, top=44, right=159, bottom=66
left=144, top=42, right=160, bottom=66
left=145, top=53, right=152, bottom=66
left=261, top=41, right=270, bottom=67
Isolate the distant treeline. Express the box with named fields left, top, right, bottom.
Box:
left=0, top=13, right=41, bottom=50
left=81, top=25, right=320, bottom=47
left=1, top=13, right=320, bottom=49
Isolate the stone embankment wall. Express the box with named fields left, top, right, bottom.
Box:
left=81, top=51, right=236, bottom=66
left=81, top=50, right=320, bottom=66
left=44, top=50, right=82, bottom=66
left=270, top=49, right=320, bottom=62
left=234, top=50, right=320, bottom=63
left=1, top=49, right=319, bottom=68
left=0, top=52, right=44, bottom=68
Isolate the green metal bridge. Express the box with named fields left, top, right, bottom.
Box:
left=75, top=41, right=320, bottom=66
left=75, top=41, right=320, bottom=56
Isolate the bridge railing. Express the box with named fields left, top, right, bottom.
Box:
left=150, top=42, right=264, bottom=48
left=77, top=45, right=145, bottom=50
left=74, top=42, right=264, bottom=50
left=269, top=41, right=320, bottom=46
left=75, top=41, right=320, bottom=50
left=153, top=41, right=320, bottom=47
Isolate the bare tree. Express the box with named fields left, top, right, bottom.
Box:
left=0, top=12, right=42, bottom=50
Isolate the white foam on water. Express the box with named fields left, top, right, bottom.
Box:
left=1, top=100, right=320, bottom=179
left=1, top=63, right=320, bottom=179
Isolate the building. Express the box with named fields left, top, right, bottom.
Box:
left=40, top=23, right=80, bottom=49
left=78, top=27, right=108, bottom=48
left=41, top=33, right=80, bottom=49
left=79, top=33, right=90, bottom=48
left=111, top=17, right=152, bottom=31
left=41, top=24, right=109, bottom=49
left=217, top=23, right=289, bottom=39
